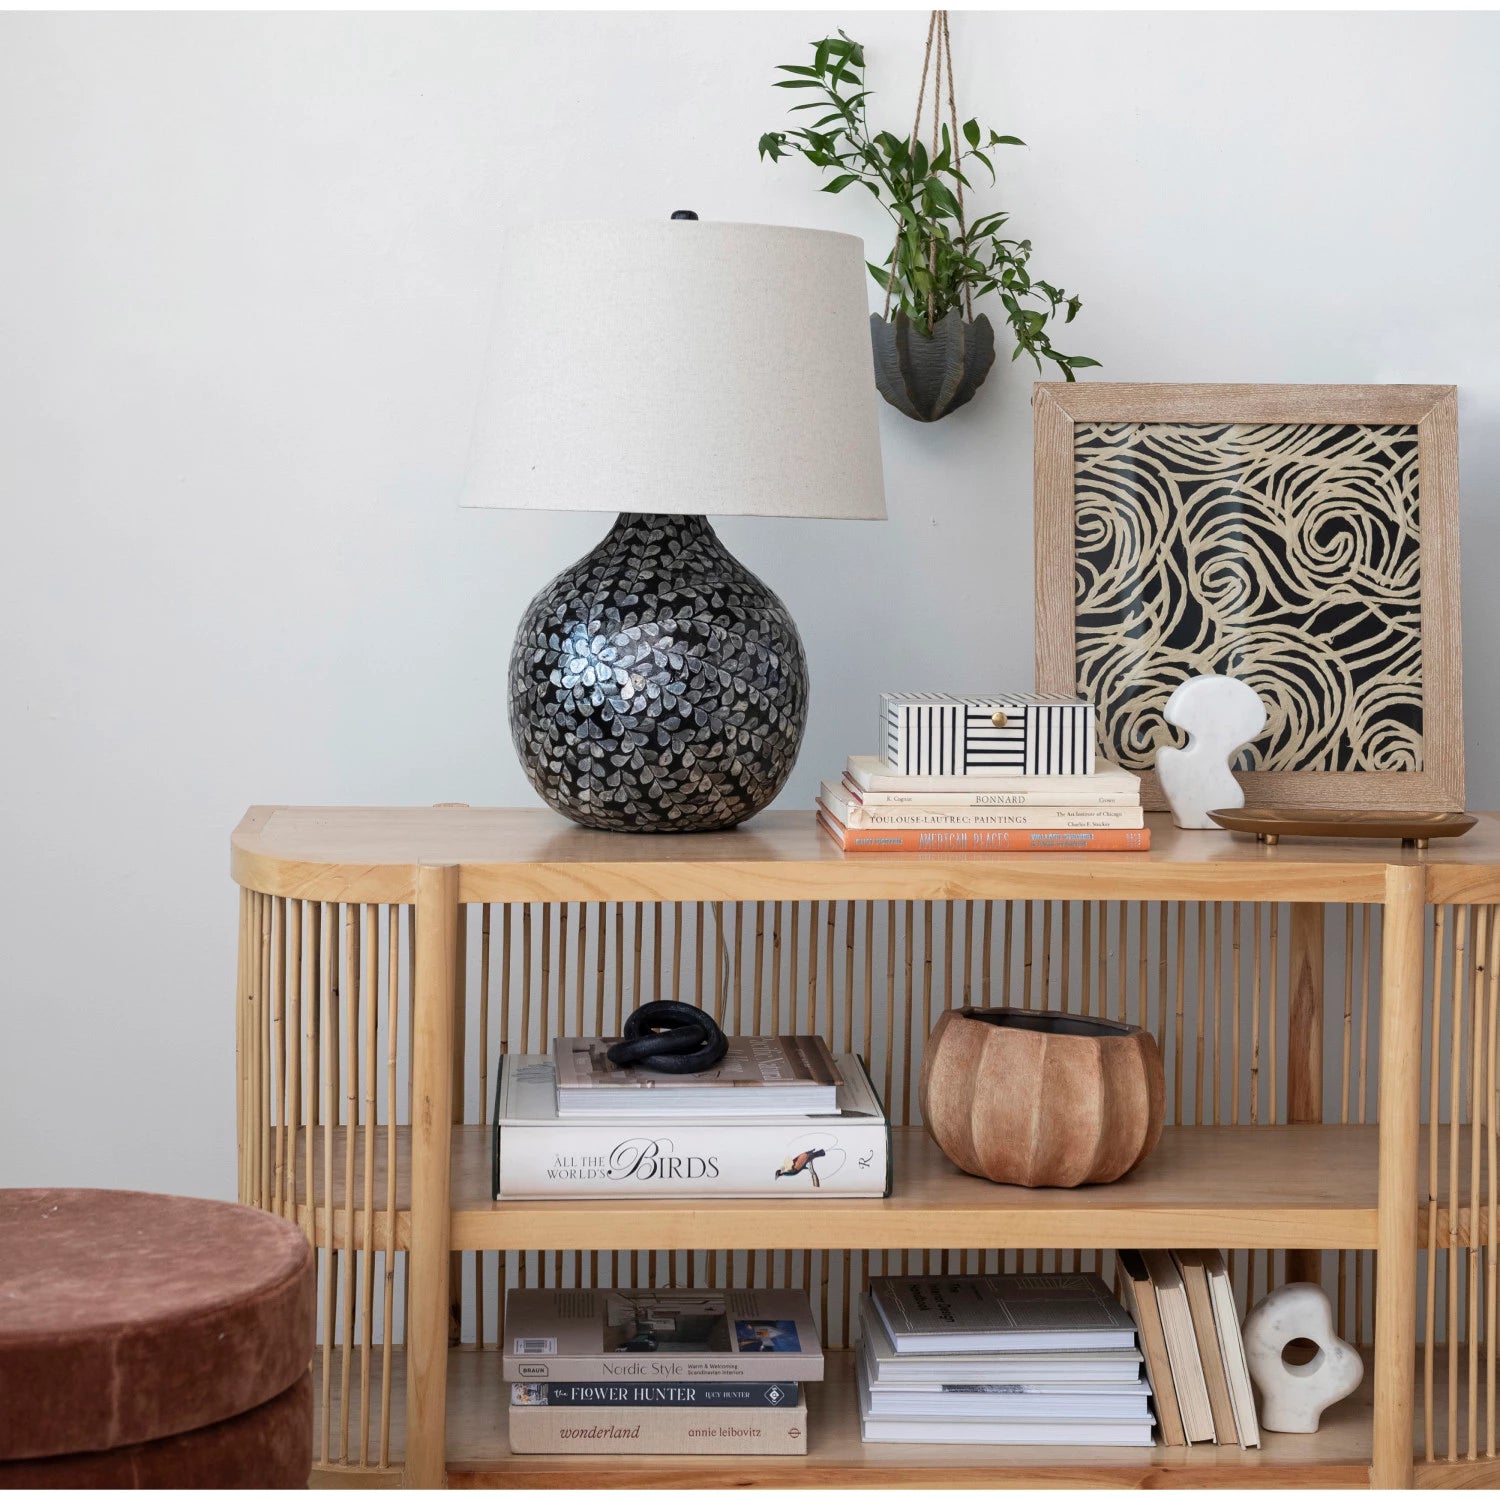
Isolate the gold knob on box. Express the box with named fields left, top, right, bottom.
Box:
left=991, top=710, right=1008, bottom=729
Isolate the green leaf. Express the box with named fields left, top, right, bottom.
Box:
left=757, top=133, right=784, bottom=161
left=963, top=119, right=981, bottom=149
left=775, top=63, right=822, bottom=77
left=970, top=149, right=995, bottom=183
left=774, top=79, right=825, bottom=88
left=822, top=173, right=861, bottom=193
left=1064, top=356, right=1102, bottom=369
left=1065, top=296, right=1081, bottom=323
left=926, top=179, right=963, bottom=218
left=989, top=132, right=1026, bottom=146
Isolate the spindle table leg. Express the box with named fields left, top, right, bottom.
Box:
left=407, top=864, right=458, bottom=1488
left=1372, top=865, right=1424, bottom=1489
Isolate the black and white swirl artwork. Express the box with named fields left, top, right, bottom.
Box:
left=1073, top=422, right=1423, bottom=773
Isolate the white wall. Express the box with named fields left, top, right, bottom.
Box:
left=3, top=10, right=1498, bottom=1195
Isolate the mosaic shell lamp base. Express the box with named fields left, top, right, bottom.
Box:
left=509, top=512, right=809, bottom=833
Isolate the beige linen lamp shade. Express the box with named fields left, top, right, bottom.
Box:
left=462, top=218, right=886, bottom=519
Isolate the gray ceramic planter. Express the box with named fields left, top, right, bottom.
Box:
left=870, top=309, right=997, bottom=422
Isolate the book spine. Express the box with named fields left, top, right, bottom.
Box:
left=497, top=1114, right=889, bottom=1200
left=503, top=1352, right=822, bottom=1383
left=817, top=812, right=1151, bottom=853
left=823, top=785, right=1142, bottom=830
left=846, top=780, right=1138, bottom=809
left=518, top=1382, right=799, bottom=1407
left=508, top=1403, right=809, bottom=1455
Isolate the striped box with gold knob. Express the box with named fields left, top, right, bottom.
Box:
left=879, top=693, right=1096, bottom=777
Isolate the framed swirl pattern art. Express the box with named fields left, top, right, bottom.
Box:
left=1034, top=384, right=1463, bottom=812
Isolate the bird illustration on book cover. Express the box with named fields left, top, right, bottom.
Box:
left=774, top=1133, right=845, bottom=1188
left=776, top=1148, right=826, bottom=1186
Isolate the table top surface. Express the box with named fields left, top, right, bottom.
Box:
left=230, top=807, right=1500, bottom=906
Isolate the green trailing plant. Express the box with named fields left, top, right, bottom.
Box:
left=758, top=31, right=1099, bottom=381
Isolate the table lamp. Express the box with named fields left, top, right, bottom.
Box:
left=463, top=214, right=886, bottom=832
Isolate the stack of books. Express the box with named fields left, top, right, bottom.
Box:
left=493, top=1034, right=890, bottom=1199
left=504, top=1288, right=821, bottom=1454
left=1117, top=1249, right=1260, bottom=1448
left=855, top=1274, right=1155, bottom=1445
left=816, top=693, right=1148, bottom=853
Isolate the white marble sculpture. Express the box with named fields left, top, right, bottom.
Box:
left=1156, top=675, right=1268, bottom=829
left=1242, top=1282, right=1364, bottom=1433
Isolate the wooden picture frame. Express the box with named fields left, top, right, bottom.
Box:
left=1034, top=383, right=1463, bottom=812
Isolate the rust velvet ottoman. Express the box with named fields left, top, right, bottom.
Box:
left=0, top=1189, right=315, bottom=1487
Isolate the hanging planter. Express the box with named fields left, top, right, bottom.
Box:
left=870, top=308, right=995, bottom=422
left=759, top=13, right=1099, bottom=424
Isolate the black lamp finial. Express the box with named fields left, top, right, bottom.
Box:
left=670, top=209, right=699, bottom=220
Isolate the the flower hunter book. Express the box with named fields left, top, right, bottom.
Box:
left=502, top=1288, right=824, bottom=1384
left=492, top=1053, right=890, bottom=1199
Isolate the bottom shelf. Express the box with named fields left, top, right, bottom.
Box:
left=310, top=1345, right=1433, bottom=1489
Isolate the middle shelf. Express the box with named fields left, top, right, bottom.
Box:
left=291, top=1122, right=1388, bottom=1253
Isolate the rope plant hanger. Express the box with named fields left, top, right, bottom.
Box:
left=760, top=13, right=1097, bottom=423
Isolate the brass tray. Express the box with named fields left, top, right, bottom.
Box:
left=1207, top=807, right=1477, bottom=848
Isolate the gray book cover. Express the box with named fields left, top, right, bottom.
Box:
left=870, top=1274, right=1136, bottom=1351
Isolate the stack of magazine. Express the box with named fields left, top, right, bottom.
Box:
left=855, top=1274, right=1155, bottom=1445
left=505, top=1288, right=821, bottom=1454
left=492, top=1034, right=891, bottom=1199
left=1117, top=1249, right=1260, bottom=1448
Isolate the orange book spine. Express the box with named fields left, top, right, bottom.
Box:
left=815, top=808, right=1150, bottom=853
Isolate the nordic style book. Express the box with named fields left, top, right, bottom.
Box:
left=502, top=1288, right=824, bottom=1383
left=493, top=1054, right=890, bottom=1199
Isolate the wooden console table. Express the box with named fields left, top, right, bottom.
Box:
left=232, top=807, right=1500, bottom=1488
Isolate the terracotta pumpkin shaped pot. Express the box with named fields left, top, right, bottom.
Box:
left=919, top=1007, right=1165, bottom=1188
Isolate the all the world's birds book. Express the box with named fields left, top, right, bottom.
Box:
left=493, top=1053, right=890, bottom=1200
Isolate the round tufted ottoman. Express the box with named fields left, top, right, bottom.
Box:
left=0, top=1189, right=315, bottom=1487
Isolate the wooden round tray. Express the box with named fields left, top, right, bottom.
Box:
left=1207, top=807, right=1477, bottom=847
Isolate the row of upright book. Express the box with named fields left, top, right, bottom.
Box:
left=816, top=693, right=1149, bottom=853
